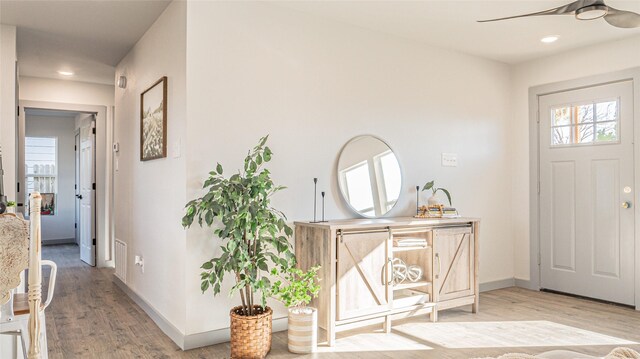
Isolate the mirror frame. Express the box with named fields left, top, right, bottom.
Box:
left=336, top=135, right=403, bottom=218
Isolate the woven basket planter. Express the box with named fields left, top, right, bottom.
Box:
left=230, top=305, right=272, bottom=359
left=287, top=307, right=317, bottom=354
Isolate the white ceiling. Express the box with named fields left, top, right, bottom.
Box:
left=2, top=1, right=639, bottom=85
left=274, top=0, right=640, bottom=64
left=1, top=0, right=171, bottom=85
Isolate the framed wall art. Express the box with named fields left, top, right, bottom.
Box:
left=140, top=76, right=167, bottom=161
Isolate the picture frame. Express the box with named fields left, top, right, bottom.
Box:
left=40, top=193, right=55, bottom=216
left=140, top=76, right=168, bottom=161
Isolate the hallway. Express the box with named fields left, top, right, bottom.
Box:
left=41, top=245, right=229, bottom=358
left=40, top=245, right=640, bottom=359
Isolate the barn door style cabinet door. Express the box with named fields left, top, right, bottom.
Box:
left=432, top=226, right=477, bottom=318
left=337, top=230, right=391, bottom=320
left=295, top=217, right=480, bottom=347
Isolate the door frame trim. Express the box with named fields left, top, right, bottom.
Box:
left=19, top=100, right=114, bottom=268
left=528, top=67, right=640, bottom=310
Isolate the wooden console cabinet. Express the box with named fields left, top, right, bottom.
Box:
left=294, top=217, right=479, bottom=346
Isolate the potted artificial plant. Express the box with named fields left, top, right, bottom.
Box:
left=182, top=136, right=295, bottom=359
left=422, top=180, right=452, bottom=206
left=270, top=266, right=321, bottom=354
left=6, top=201, right=16, bottom=214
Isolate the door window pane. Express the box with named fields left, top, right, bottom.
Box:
left=553, top=107, right=571, bottom=126
left=550, top=99, right=619, bottom=147
left=596, top=101, right=617, bottom=122
left=552, top=126, right=571, bottom=145
left=596, top=122, right=618, bottom=142
left=577, top=104, right=593, bottom=123
left=577, top=125, right=594, bottom=144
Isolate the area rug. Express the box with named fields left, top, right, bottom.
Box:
left=474, top=347, right=640, bottom=359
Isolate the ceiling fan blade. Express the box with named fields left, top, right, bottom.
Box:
left=604, top=7, right=640, bottom=28
left=477, top=0, right=588, bottom=23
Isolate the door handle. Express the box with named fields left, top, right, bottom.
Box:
left=622, top=201, right=632, bottom=209
left=435, top=253, right=441, bottom=279
left=76, top=194, right=83, bottom=200
left=386, top=258, right=395, bottom=286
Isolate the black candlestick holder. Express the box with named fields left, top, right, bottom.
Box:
left=311, top=178, right=318, bottom=223
left=320, top=191, right=327, bottom=222
left=416, top=185, right=420, bottom=216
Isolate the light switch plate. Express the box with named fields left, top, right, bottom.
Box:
left=442, top=153, right=458, bottom=167
left=172, top=139, right=181, bottom=158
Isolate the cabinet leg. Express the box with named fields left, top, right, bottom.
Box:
left=472, top=296, right=479, bottom=313
left=430, top=308, right=438, bottom=322
left=383, top=315, right=391, bottom=333
left=326, top=324, right=336, bottom=347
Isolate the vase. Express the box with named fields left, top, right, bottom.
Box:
left=427, top=195, right=442, bottom=206
left=5, top=207, right=15, bottom=214
left=229, top=305, right=272, bottom=359
left=287, top=307, right=317, bottom=354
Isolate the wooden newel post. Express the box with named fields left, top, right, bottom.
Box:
left=28, top=192, right=42, bottom=359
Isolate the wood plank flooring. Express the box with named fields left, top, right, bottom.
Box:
left=41, top=244, right=640, bottom=358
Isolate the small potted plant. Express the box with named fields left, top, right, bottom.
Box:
left=182, top=136, right=295, bottom=359
left=6, top=201, right=16, bottom=214
left=271, top=266, right=321, bottom=354
left=422, top=180, right=452, bottom=206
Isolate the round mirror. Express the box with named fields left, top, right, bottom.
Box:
left=337, top=135, right=402, bottom=218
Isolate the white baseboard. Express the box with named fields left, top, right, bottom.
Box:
left=515, top=278, right=536, bottom=290
left=479, top=278, right=515, bottom=292
left=42, top=238, right=76, bottom=245
left=112, top=275, right=186, bottom=349
left=112, top=275, right=288, bottom=351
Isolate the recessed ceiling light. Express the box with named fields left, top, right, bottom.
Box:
left=57, top=70, right=74, bottom=76
left=540, top=36, right=559, bottom=44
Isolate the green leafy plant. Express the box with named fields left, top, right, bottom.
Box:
left=182, top=136, right=295, bottom=317
left=6, top=201, right=15, bottom=207
left=270, top=266, right=320, bottom=312
left=422, top=180, right=452, bottom=205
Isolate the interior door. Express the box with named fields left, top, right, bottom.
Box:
left=79, top=116, right=96, bottom=266
left=539, top=80, right=634, bottom=306
left=75, top=131, right=80, bottom=245
left=433, top=227, right=474, bottom=302
left=337, top=230, right=391, bottom=320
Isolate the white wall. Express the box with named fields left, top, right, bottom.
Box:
left=25, top=114, right=76, bottom=242
left=510, top=35, right=640, bottom=281
left=0, top=23, right=19, bottom=359
left=184, top=2, right=513, bottom=335
left=19, top=76, right=114, bottom=107
left=114, top=0, right=187, bottom=333
left=1, top=25, right=17, bottom=204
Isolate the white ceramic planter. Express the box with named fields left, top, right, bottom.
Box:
left=427, top=195, right=442, bottom=206
left=287, top=307, right=317, bottom=354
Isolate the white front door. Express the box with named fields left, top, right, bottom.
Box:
left=79, top=116, right=96, bottom=266
left=539, top=80, right=635, bottom=306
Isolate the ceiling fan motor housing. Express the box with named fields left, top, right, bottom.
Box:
left=575, top=4, right=609, bottom=20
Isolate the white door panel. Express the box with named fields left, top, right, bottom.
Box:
left=539, top=80, right=634, bottom=306
left=79, top=117, right=96, bottom=266
left=75, top=132, right=80, bottom=245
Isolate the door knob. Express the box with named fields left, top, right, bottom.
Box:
left=622, top=201, right=631, bottom=209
